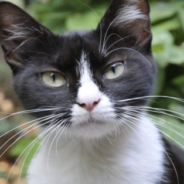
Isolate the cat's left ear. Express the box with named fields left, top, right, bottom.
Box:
left=97, top=0, right=151, bottom=53
left=0, top=2, right=53, bottom=73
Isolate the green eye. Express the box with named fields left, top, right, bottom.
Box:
left=42, top=72, right=65, bottom=87
left=104, top=63, right=124, bottom=79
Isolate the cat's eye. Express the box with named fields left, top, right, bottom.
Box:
left=104, top=63, right=124, bottom=79
left=42, top=72, right=65, bottom=87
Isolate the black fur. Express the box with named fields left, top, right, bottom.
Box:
left=162, top=138, right=184, bottom=184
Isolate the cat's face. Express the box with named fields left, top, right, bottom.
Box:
left=0, top=0, right=156, bottom=138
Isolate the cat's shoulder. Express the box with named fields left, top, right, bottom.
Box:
left=162, top=138, right=184, bottom=184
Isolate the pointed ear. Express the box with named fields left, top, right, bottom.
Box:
left=97, top=0, right=152, bottom=53
left=0, top=2, right=53, bottom=73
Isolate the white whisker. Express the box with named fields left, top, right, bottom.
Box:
left=0, top=107, right=60, bottom=123
left=118, top=95, right=184, bottom=103
left=106, top=47, right=151, bottom=66
left=6, top=121, right=54, bottom=184
left=0, top=114, right=56, bottom=159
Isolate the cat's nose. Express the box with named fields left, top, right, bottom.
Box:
left=78, top=99, right=100, bottom=112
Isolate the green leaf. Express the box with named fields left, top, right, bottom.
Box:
left=172, top=75, right=184, bottom=93
left=172, top=75, right=184, bottom=85
left=178, top=9, right=184, bottom=30
left=152, top=28, right=174, bottom=46
left=152, top=27, right=184, bottom=66
left=150, top=3, right=177, bottom=23
left=154, top=69, right=165, bottom=95
left=166, top=45, right=184, bottom=64
left=153, top=51, right=170, bottom=68
left=9, top=137, right=39, bottom=156
left=169, top=103, right=184, bottom=119
left=153, top=18, right=180, bottom=31
left=39, top=12, right=68, bottom=20
left=66, top=11, right=100, bottom=31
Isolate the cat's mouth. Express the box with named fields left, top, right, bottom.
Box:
left=79, top=116, right=104, bottom=126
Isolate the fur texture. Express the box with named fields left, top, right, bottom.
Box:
left=28, top=118, right=165, bottom=184
left=0, top=0, right=184, bottom=184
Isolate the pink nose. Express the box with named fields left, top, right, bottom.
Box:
left=78, top=99, right=100, bottom=111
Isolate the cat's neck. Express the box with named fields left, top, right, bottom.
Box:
left=28, top=117, right=165, bottom=184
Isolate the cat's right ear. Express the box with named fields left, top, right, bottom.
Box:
left=0, top=2, right=53, bottom=74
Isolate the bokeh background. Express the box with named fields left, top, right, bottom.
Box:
left=0, top=0, right=184, bottom=183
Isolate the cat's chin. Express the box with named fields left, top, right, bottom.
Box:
left=65, top=117, right=119, bottom=139
left=77, top=118, right=105, bottom=126
left=69, top=100, right=118, bottom=139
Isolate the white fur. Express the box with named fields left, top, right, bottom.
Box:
left=27, top=117, right=165, bottom=184
left=113, top=4, right=147, bottom=27
left=77, top=52, right=101, bottom=106
left=71, top=52, right=117, bottom=138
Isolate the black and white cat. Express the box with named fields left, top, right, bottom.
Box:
left=0, top=0, right=184, bottom=184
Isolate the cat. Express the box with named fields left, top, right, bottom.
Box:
left=0, top=0, right=184, bottom=184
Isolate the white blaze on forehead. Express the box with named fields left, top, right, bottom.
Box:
left=113, top=1, right=147, bottom=26
left=77, top=52, right=101, bottom=104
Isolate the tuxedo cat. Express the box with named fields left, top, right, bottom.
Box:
left=0, top=0, right=184, bottom=184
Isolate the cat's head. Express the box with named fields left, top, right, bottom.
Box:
left=0, top=0, right=156, bottom=139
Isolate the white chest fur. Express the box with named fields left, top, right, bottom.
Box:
left=27, top=118, right=165, bottom=184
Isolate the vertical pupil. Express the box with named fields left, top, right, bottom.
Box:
left=51, top=73, right=56, bottom=82
left=111, top=66, right=116, bottom=74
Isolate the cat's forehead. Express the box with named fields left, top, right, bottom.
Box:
left=54, top=30, right=103, bottom=66
left=56, top=30, right=125, bottom=66
left=59, top=30, right=100, bottom=54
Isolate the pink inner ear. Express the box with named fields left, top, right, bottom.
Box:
left=5, top=50, right=23, bottom=68
left=135, top=0, right=151, bottom=43
left=134, top=19, right=151, bottom=43
left=137, top=0, right=150, bottom=15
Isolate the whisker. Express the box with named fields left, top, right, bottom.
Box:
left=121, top=106, right=184, bottom=124
left=103, top=33, right=122, bottom=53
left=118, top=95, right=184, bottom=103
left=0, top=114, right=55, bottom=138
left=0, top=114, right=57, bottom=159
left=101, top=16, right=118, bottom=55
left=6, top=123, right=55, bottom=184
left=46, top=120, right=65, bottom=179
left=121, top=111, right=184, bottom=149
left=106, top=47, right=151, bottom=66
left=56, top=119, right=70, bottom=153
left=55, top=119, right=69, bottom=161
left=125, top=106, right=184, bottom=117
left=0, top=107, right=60, bottom=123
left=117, top=117, right=146, bottom=146
left=119, top=114, right=180, bottom=184
left=0, top=114, right=55, bottom=152
left=39, top=113, right=69, bottom=162
left=106, top=34, right=135, bottom=53
left=123, top=107, right=184, bottom=133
